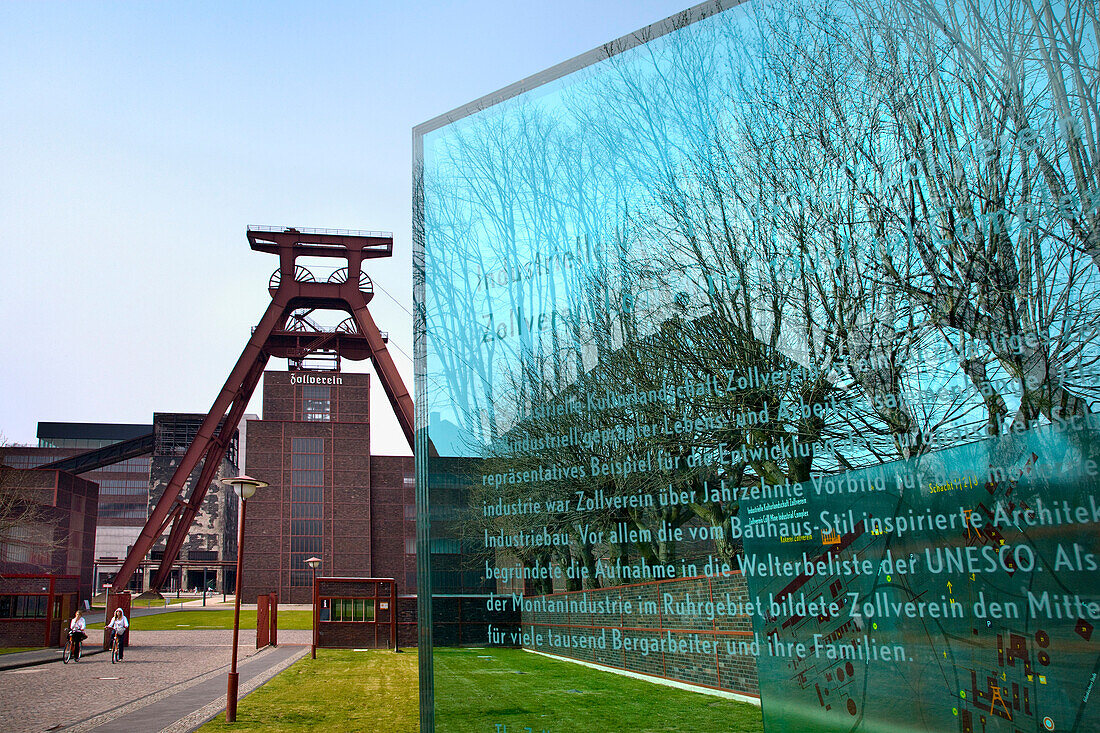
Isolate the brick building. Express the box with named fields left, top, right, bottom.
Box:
left=1, top=420, right=239, bottom=593
left=240, top=370, right=415, bottom=605
left=3, top=422, right=152, bottom=588
left=0, top=467, right=99, bottom=646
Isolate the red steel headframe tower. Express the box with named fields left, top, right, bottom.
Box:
left=111, top=226, right=415, bottom=593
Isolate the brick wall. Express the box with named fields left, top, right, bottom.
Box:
left=520, top=573, right=759, bottom=698
left=0, top=469, right=99, bottom=600
left=314, top=578, right=416, bottom=649
left=433, top=595, right=521, bottom=646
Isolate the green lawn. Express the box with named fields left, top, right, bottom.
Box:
left=434, top=648, right=763, bottom=733
left=0, top=647, right=43, bottom=655
left=196, top=646, right=762, bottom=733
left=88, top=609, right=313, bottom=631
left=130, top=597, right=191, bottom=608
left=197, top=649, right=417, bottom=733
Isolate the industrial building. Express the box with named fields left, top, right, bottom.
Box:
left=240, top=370, right=415, bottom=606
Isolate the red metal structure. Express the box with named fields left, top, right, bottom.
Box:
left=110, top=227, right=415, bottom=594
left=256, top=592, right=278, bottom=648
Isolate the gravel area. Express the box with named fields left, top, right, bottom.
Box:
left=1, top=629, right=310, bottom=733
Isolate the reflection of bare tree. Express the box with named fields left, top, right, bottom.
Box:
left=419, top=0, right=1100, bottom=586
left=788, top=0, right=1100, bottom=424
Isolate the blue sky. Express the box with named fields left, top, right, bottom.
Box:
left=0, top=0, right=696, bottom=455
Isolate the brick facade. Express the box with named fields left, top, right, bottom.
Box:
left=0, top=467, right=97, bottom=647
left=240, top=371, right=416, bottom=607
left=0, top=469, right=99, bottom=600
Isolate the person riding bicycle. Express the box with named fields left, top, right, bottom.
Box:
left=106, top=608, right=129, bottom=660
left=68, top=610, right=87, bottom=661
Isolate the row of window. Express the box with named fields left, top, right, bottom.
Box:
left=96, top=458, right=151, bottom=473
left=290, top=469, right=323, bottom=486
left=292, top=452, right=323, bottom=470
left=102, top=479, right=148, bottom=488
left=290, top=536, right=323, bottom=554
left=0, top=595, right=48, bottom=619
left=0, top=455, right=152, bottom=472
left=290, top=437, right=325, bottom=587
left=292, top=503, right=322, bottom=519
left=291, top=519, right=322, bottom=537
left=38, top=438, right=117, bottom=449
left=99, top=505, right=147, bottom=520
left=321, top=597, right=375, bottom=623
left=292, top=486, right=323, bottom=503
left=292, top=437, right=325, bottom=454
left=1, top=455, right=50, bottom=469
left=302, top=386, right=332, bottom=422
left=100, top=480, right=148, bottom=496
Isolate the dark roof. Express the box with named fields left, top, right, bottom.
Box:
left=36, top=422, right=153, bottom=441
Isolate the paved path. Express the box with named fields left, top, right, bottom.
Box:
left=1, top=629, right=310, bottom=733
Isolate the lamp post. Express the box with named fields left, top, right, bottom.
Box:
left=305, top=556, right=321, bottom=659
left=221, top=474, right=267, bottom=724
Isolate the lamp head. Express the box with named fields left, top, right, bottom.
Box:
left=220, top=474, right=268, bottom=500
left=305, top=556, right=322, bottom=570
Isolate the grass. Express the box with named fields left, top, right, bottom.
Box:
left=88, top=609, right=314, bottom=631
left=130, top=597, right=191, bottom=608
left=434, top=648, right=764, bottom=733
left=197, top=649, right=418, bottom=733
left=0, top=647, right=43, bottom=655
left=196, top=646, right=763, bottom=733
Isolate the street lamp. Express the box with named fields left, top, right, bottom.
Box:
left=221, top=474, right=267, bottom=724
left=305, top=556, right=321, bottom=659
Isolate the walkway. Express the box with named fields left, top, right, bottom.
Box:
left=1, top=629, right=310, bottom=733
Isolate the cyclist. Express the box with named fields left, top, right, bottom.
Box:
left=68, top=610, right=87, bottom=661
left=105, top=608, right=129, bottom=661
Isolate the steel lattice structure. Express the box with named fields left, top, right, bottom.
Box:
left=110, top=227, right=415, bottom=593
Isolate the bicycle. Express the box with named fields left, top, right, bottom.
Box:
left=62, top=630, right=85, bottom=664
left=110, top=632, right=121, bottom=663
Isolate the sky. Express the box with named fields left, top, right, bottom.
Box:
left=0, top=0, right=696, bottom=456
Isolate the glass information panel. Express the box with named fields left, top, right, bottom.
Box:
left=414, top=0, right=1100, bottom=730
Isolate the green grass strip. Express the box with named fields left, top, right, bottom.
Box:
left=198, top=649, right=418, bottom=732
left=198, top=646, right=763, bottom=732
left=434, top=648, right=764, bottom=733
left=88, top=609, right=314, bottom=631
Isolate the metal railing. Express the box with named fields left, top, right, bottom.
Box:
left=247, top=225, right=393, bottom=238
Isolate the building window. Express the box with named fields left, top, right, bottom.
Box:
left=290, top=437, right=324, bottom=586
left=321, top=597, right=375, bottom=622
left=99, top=504, right=147, bottom=520
left=302, top=386, right=331, bottom=422
left=0, top=595, right=48, bottom=619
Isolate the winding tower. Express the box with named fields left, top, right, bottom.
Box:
left=111, top=226, right=414, bottom=593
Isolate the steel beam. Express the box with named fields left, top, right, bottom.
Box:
left=349, top=296, right=415, bottom=450
left=149, top=353, right=269, bottom=590
left=37, top=432, right=155, bottom=474
left=113, top=227, right=418, bottom=594
left=110, top=293, right=289, bottom=593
